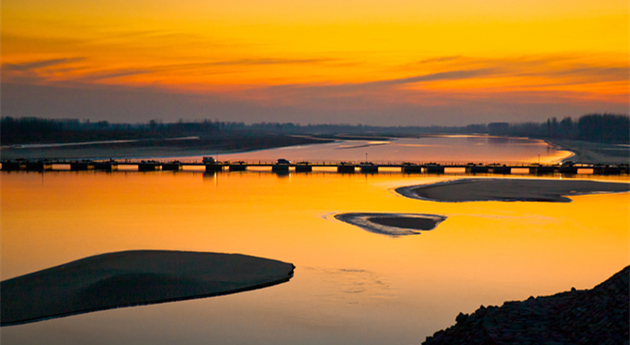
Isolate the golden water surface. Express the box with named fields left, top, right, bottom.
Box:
left=1, top=171, right=628, bottom=344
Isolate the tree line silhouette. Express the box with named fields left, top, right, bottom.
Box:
left=2, top=113, right=628, bottom=145
left=486, top=114, right=629, bottom=143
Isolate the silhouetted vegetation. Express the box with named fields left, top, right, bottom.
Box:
left=1, top=117, right=225, bottom=145
left=2, top=113, right=628, bottom=146
left=487, top=114, right=629, bottom=143
left=577, top=114, right=629, bottom=143
left=0, top=117, right=476, bottom=145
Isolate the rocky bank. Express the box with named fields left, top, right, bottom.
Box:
left=423, top=266, right=629, bottom=345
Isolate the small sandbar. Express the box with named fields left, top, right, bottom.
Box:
left=396, top=178, right=630, bottom=203
left=334, top=213, right=447, bottom=237
left=1, top=250, right=294, bottom=326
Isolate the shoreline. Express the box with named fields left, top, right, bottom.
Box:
left=0, top=135, right=335, bottom=161
left=546, top=139, right=630, bottom=165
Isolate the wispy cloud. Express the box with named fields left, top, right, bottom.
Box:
left=77, top=69, right=155, bottom=82
left=3, top=58, right=85, bottom=72
left=417, top=56, right=462, bottom=64
left=264, top=68, right=498, bottom=97
left=366, top=69, right=497, bottom=86
left=205, top=58, right=337, bottom=66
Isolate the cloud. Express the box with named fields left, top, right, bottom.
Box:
left=204, top=58, right=337, bottom=66
left=261, top=68, right=498, bottom=99
left=545, top=66, right=629, bottom=83
left=3, top=58, right=85, bottom=72
left=77, top=69, right=155, bottom=82
left=418, top=56, right=462, bottom=64
left=366, top=68, right=497, bottom=86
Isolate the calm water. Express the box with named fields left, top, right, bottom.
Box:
left=174, top=135, right=572, bottom=164
left=1, top=141, right=628, bottom=345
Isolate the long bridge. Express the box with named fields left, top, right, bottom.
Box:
left=2, top=159, right=628, bottom=175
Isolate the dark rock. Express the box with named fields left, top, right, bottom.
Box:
left=422, top=266, right=629, bottom=345
left=456, top=312, right=468, bottom=323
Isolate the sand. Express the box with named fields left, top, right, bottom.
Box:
left=334, top=212, right=447, bottom=237
left=395, top=178, right=630, bottom=203
left=0, top=135, right=332, bottom=160
left=549, top=139, right=630, bottom=165
left=1, top=250, right=295, bottom=326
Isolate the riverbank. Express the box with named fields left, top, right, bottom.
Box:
left=0, top=135, right=334, bottom=160
left=548, top=139, right=630, bottom=165
left=422, top=266, right=629, bottom=344
left=1, top=250, right=294, bottom=326
left=396, top=178, right=630, bottom=203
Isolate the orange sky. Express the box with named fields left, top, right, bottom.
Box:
left=2, top=0, right=629, bottom=125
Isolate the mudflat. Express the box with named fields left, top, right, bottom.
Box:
left=396, top=178, right=630, bottom=203
left=1, top=250, right=294, bottom=326
left=335, top=213, right=447, bottom=237
left=0, top=135, right=332, bottom=160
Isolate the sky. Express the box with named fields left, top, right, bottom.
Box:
left=2, top=0, right=629, bottom=126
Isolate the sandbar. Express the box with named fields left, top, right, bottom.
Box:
left=396, top=178, right=630, bottom=203
left=1, top=250, right=294, bottom=326
left=335, top=212, right=447, bottom=237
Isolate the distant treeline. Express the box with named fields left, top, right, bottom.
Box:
left=0, top=118, right=227, bottom=145
left=0, top=117, right=471, bottom=145
left=486, top=114, right=629, bottom=143
left=1, top=113, right=628, bottom=145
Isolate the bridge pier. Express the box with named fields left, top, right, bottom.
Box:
left=492, top=166, right=511, bottom=174
left=530, top=166, right=554, bottom=174
left=295, top=164, right=312, bottom=172
left=138, top=162, right=160, bottom=172
left=229, top=164, right=247, bottom=172
left=360, top=165, right=378, bottom=173
left=205, top=164, right=223, bottom=173
left=162, top=162, right=182, bottom=171
left=402, top=165, right=422, bottom=173
left=94, top=161, right=118, bottom=171
left=2, top=161, right=25, bottom=171
left=25, top=162, right=53, bottom=172
left=70, top=162, right=94, bottom=171
left=337, top=165, right=355, bottom=173
left=425, top=165, right=444, bottom=174
left=272, top=164, right=290, bottom=173
left=559, top=166, right=578, bottom=174
left=467, top=166, right=489, bottom=174
left=593, top=166, right=622, bottom=175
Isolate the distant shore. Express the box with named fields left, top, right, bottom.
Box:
left=0, top=135, right=334, bottom=160
left=396, top=178, right=630, bottom=203
left=1, top=250, right=294, bottom=326
left=546, top=139, right=630, bottom=165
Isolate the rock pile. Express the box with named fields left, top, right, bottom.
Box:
left=423, top=266, right=629, bottom=345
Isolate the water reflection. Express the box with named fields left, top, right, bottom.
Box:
left=168, top=135, right=572, bottom=165
left=1, top=171, right=628, bottom=344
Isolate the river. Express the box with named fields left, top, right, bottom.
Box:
left=1, top=137, right=628, bottom=344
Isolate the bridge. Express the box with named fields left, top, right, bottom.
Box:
left=2, top=159, right=628, bottom=175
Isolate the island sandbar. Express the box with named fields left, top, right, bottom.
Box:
left=334, top=212, right=447, bottom=237
left=395, top=178, right=630, bottom=203
left=1, top=250, right=294, bottom=326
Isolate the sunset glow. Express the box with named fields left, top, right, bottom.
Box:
left=2, top=0, right=629, bottom=124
